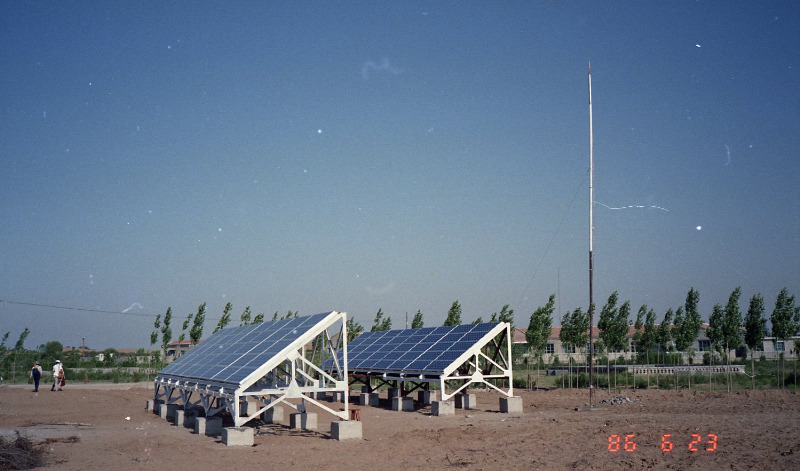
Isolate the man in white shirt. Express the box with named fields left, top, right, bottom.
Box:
left=51, top=360, right=63, bottom=391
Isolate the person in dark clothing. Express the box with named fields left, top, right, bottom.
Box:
left=30, top=362, right=42, bottom=392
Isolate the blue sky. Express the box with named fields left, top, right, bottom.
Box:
left=1, top=1, right=798, bottom=350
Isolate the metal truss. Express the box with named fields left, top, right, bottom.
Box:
left=346, top=322, right=514, bottom=401
left=155, top=311, right=350, bottom=427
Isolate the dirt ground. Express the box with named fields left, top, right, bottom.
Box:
left=1, top=381, right=798, bottom=471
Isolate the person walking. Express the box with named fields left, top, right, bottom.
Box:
left=30, top=362, right=42, bottom=392
left=51, top=360, right=64, bottom=391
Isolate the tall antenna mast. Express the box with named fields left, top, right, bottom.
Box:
left=588, top=61, right=595, bottom=408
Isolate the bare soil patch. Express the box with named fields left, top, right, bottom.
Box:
left=0, top=383, right=798, bottom=470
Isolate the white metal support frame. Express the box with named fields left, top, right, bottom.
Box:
left=350, top=322, right=514, bottom=401
left=155, top=311, right=349, bottom=427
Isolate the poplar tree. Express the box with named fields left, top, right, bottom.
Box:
left=240, top=306, right=252, bottom=326
left=371, top=308, right=391, bottom=331
left=527, top=294, right=555, bottom=386
left=190, top=303, right=206, bottom=345
left=160, top=307, right=173, bottom=354
left=150, top=314, right=161, bottom=346
left=722, top=287, right=743, bottom=391
left=598, top=292, right=619, bottom=390
left=678, top=287, right=702, bottom=364
left=743, top=293, right=766, bottom=390
left=214, top=302, right=233, bottom=333
left=443, top=301, right=462, bottom=326
left=770, top=288, right=799, bottom=388
left=346, top=317, right=364, bottom=342
left=411, top=310, right=424, bottom=329
left=490, top=304, right=514, bottom=327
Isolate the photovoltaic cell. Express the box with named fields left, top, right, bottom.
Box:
left=159, top=312, right=332, bottom=385
left=325, top=322, right=499, bottom=374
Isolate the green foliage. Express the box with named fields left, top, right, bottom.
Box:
left=190, top=303, right=205, bottom=344
left=346, top=317, right=364, bottom=342
left=40, top=341, right=63, bottom=361
left=160, top=307, right=172, bottom=353
left=706, top=303, right=724, bottom=350
left=443, top=301, right=462, bottom=326
left=771, top=288, right=799, bottom=343
left=214, top=302, right=233, bottom=333
left=252, top=312, right=265, bottom=324
left=527, top=294, right=555, bottom=357
left=564, top=307, right=589, bottom=352
left=370, top=308, right=392, bottom=331
left=658, top=308, right=674, bottom=352
left=240, top=306, right=252, bottom=326
left=679, top=288, right=702, bottom=350
left=0, top=332, right=10, bottom=353
left=411, top=310, right=424, bottom=329
left=471, top=317, right=483, bottom=324
left=744, top=293, right=767, bottom=351
left=150, top=314, right=160, bottom=346
left=271, top=311, right=278, bottom=321
left=598, top=293, right=629, bottom=354
left=490, top=304, right=514, bottom=327
left=642, top=307, right=657, bottom=352
left=14, top=328, right=30, bottom=351
left=722, top=287, right=743, bottom=352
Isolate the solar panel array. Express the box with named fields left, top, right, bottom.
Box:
left=328, top=323, right=498, bottom=374
left=158, top=312, right=332, bottom=386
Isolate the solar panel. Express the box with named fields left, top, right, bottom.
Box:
left=326, top=322, right=500, bottom=374
left=159, top=312, right=332, bottom=385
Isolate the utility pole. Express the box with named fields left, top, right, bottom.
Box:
left=588, top=61, right=595, bottom=409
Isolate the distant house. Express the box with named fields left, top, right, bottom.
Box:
left=514, top=324, right=798, bottom=364
left=166, top=339, right=199, bottom=358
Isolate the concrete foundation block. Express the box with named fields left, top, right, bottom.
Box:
left=388, top=388, right=400, bottom=400
left=392, top=396, right=415, bottom=412
left=261, top=406, right=284, bottom=423
left=330, top=420, right=363, bottom=441
left=418, top=390, right=437, bottom=405
left=159, top=403, right=179, bottom=420
left=332, top=391, right=345, bottom=402
left=368, top=392, right=380, bottom=407
left=361, top=386, right=369, bottom=393
left=222, top=427, right=254, bottom=446
left=145, top=399, right=156, bottom=412
left=431, top=401, right=455, bottom=416
left=314, top=391, right=329, bottom=400
left=289, top=412, right=318, bottom=430
left=195, top=417, right=223, bottom=436
left=175, top=410, right=186, bottom=427
left=500, top=396, right=524, bottom=415
left=358, top=393, right=369, bottom=406
left=239, top=399, right=249, bottom=417
left=455, top=393, right=476, bottom=410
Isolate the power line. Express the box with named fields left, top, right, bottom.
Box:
left=0, top=299, right=159, bottom=318
left=517, top=168, right=589, bottom=309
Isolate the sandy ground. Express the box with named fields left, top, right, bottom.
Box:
left=1, top=381, right=799, bottom=470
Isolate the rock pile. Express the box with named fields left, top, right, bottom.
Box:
left=600, top=395, right=634, bottom=405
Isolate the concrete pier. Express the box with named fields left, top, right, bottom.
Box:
left=222, top=427, right=254, bottom=446
left=500, top=396, right=524, bottom=415
left=195, top=417, right=223, bottom=436
left=418, top=390, right=437, bottom=405
left=431, top=401, right=455, bottom=416
left=289, top=412, right=318, bottom=431
left=455, top=393, right=476, bottom=410
left=392, top=396, right=414, bottom=412
left=261, top=405, right=284, bottom=423
left=330, top=421, right=363, bottom=441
